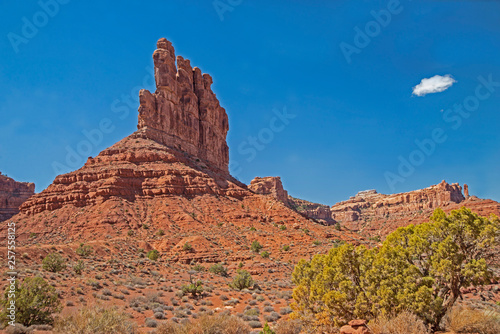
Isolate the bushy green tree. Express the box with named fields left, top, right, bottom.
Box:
left=0, top=277, right=61, bottom=326
left=147, top=249, right=159, bottom=261
left=42, top=252, right=66, bottom=272
left=251, top=241, right=263, bottom=253
left=291, top=208, right=499, bottom=330
left=229, top=270, right=254, bottom=290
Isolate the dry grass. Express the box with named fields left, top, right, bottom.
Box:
left=155, top=314, right=251, bottom=334
left=443, top=305, right=500, bottom=334
left=53, top=305, right=137, bottom=334
left=274, top=319, right=303, bottom=334
left=368, top=310, right=429, bottom=334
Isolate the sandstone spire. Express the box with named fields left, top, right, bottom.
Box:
left=137, top=38, right=229, bottom=172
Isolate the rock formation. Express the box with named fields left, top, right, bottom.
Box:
left=249, top=177, right=289, bottom=205
left=288, top=196, right=334, bottom=224
left=137, top=38, right=229, bottom=173
left=5, top=39, right=360, bottom=255
left=464, top=183, right=469, bottom=198
left=19, top=38, right=240, bottom=217
left=340, top=320, right=371, bottom=334
left=0, top=172, right=35, bottom=222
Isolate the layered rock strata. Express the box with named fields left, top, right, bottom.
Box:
left=0, top=172, right=35, bottom=222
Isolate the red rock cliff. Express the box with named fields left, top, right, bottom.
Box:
left=0, top=172, right=35, bottom=222
left=137, top=38, right=229, bottom=173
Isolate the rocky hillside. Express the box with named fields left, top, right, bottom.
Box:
left=0, top=172, right=34, bottom=222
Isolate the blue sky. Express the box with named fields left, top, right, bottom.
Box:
left=1, top=0, right=499, bottom=205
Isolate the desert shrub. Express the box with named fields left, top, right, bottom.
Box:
left=147, top=250, right=159, bottom=261
left=145, top=318, right=157, bottom=328
left=75, top=243, right=93, bottom=257
left=0, top=277, right=61, bottom=326
left=282, top=245, right=290, bottom=251
left=192, top=263, right=205, bottom=272
left=42, top=253, right=66, bottom=272
left=261, top=251, right=270, bottom=258
left=248, top=320, right=263, bottom=328
left=260, top=323, right=276, bottom=334
left=54, top=305, right=137, bottom=333
left=155, top=313, right=250, bottom=334
left=156, top=229, right=165, bottom=236
left=251, top=241, right=263, bottom=253
left=182, top=242, right=193, bottom=252
left=442, top=305, right=500, bottom=334
left=291, top=208, right=500, bottom=330
left=5, top=323, right=32, bottom=334
left=209, top=263, right=228, bottom=277
left=369, top=310, right=429, bottom=334
left=229, top=270, right=254, bottom=290
left=73, top=260, right=85, bottom=275
left=274, top=319, right=303, bottom=334
left=181, top=281, right=203, bottom=298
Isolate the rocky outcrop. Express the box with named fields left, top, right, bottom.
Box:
left=0, top=172, right=35, bottom=222
left=249, top=177, right=290, bottom=205
left=340, top=320, right=371, bottom=334
left=288, top=196, right=334, bottom=224
left=137, top=38, right=229, bottom=173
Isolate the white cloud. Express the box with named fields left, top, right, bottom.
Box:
left=412, top=74, right=456, bottom=96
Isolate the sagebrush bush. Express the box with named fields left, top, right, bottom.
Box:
left=42, top=252, right=66, bottom=272
left=0, top=277, right=61, bottom=326
left=53, top=305, right=137, bottom=334
left=209, top=263, right=228, bottom=277
left=75, top=243, right=93, bottom=257
left=274, top=319, right=303, bottom=334
left=155, top=314, right=250, bottom=334
left=443, top=305, right=500, bottom=334
left=369, top=310, right=429, bottom=334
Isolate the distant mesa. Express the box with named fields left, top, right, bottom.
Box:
left=250, top=176, right=497, bottom=235
left=0, top=172, right=35, bottom=222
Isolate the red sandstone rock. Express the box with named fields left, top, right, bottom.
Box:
left=249, top=177, right=290, bottom=205
left=340, top=319, right=371, bottom=334
left=0, top=172, right=35, bottom=222
left=138, top=38, right=229, bottom=173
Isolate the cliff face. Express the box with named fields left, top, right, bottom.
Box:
left=329, top=184, right=500, bottom=237
left=331, top=181, right=464, bottom=223
left=0, top=172, right=35, bottom=222
left=137, top=38, right=229, bottom=173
